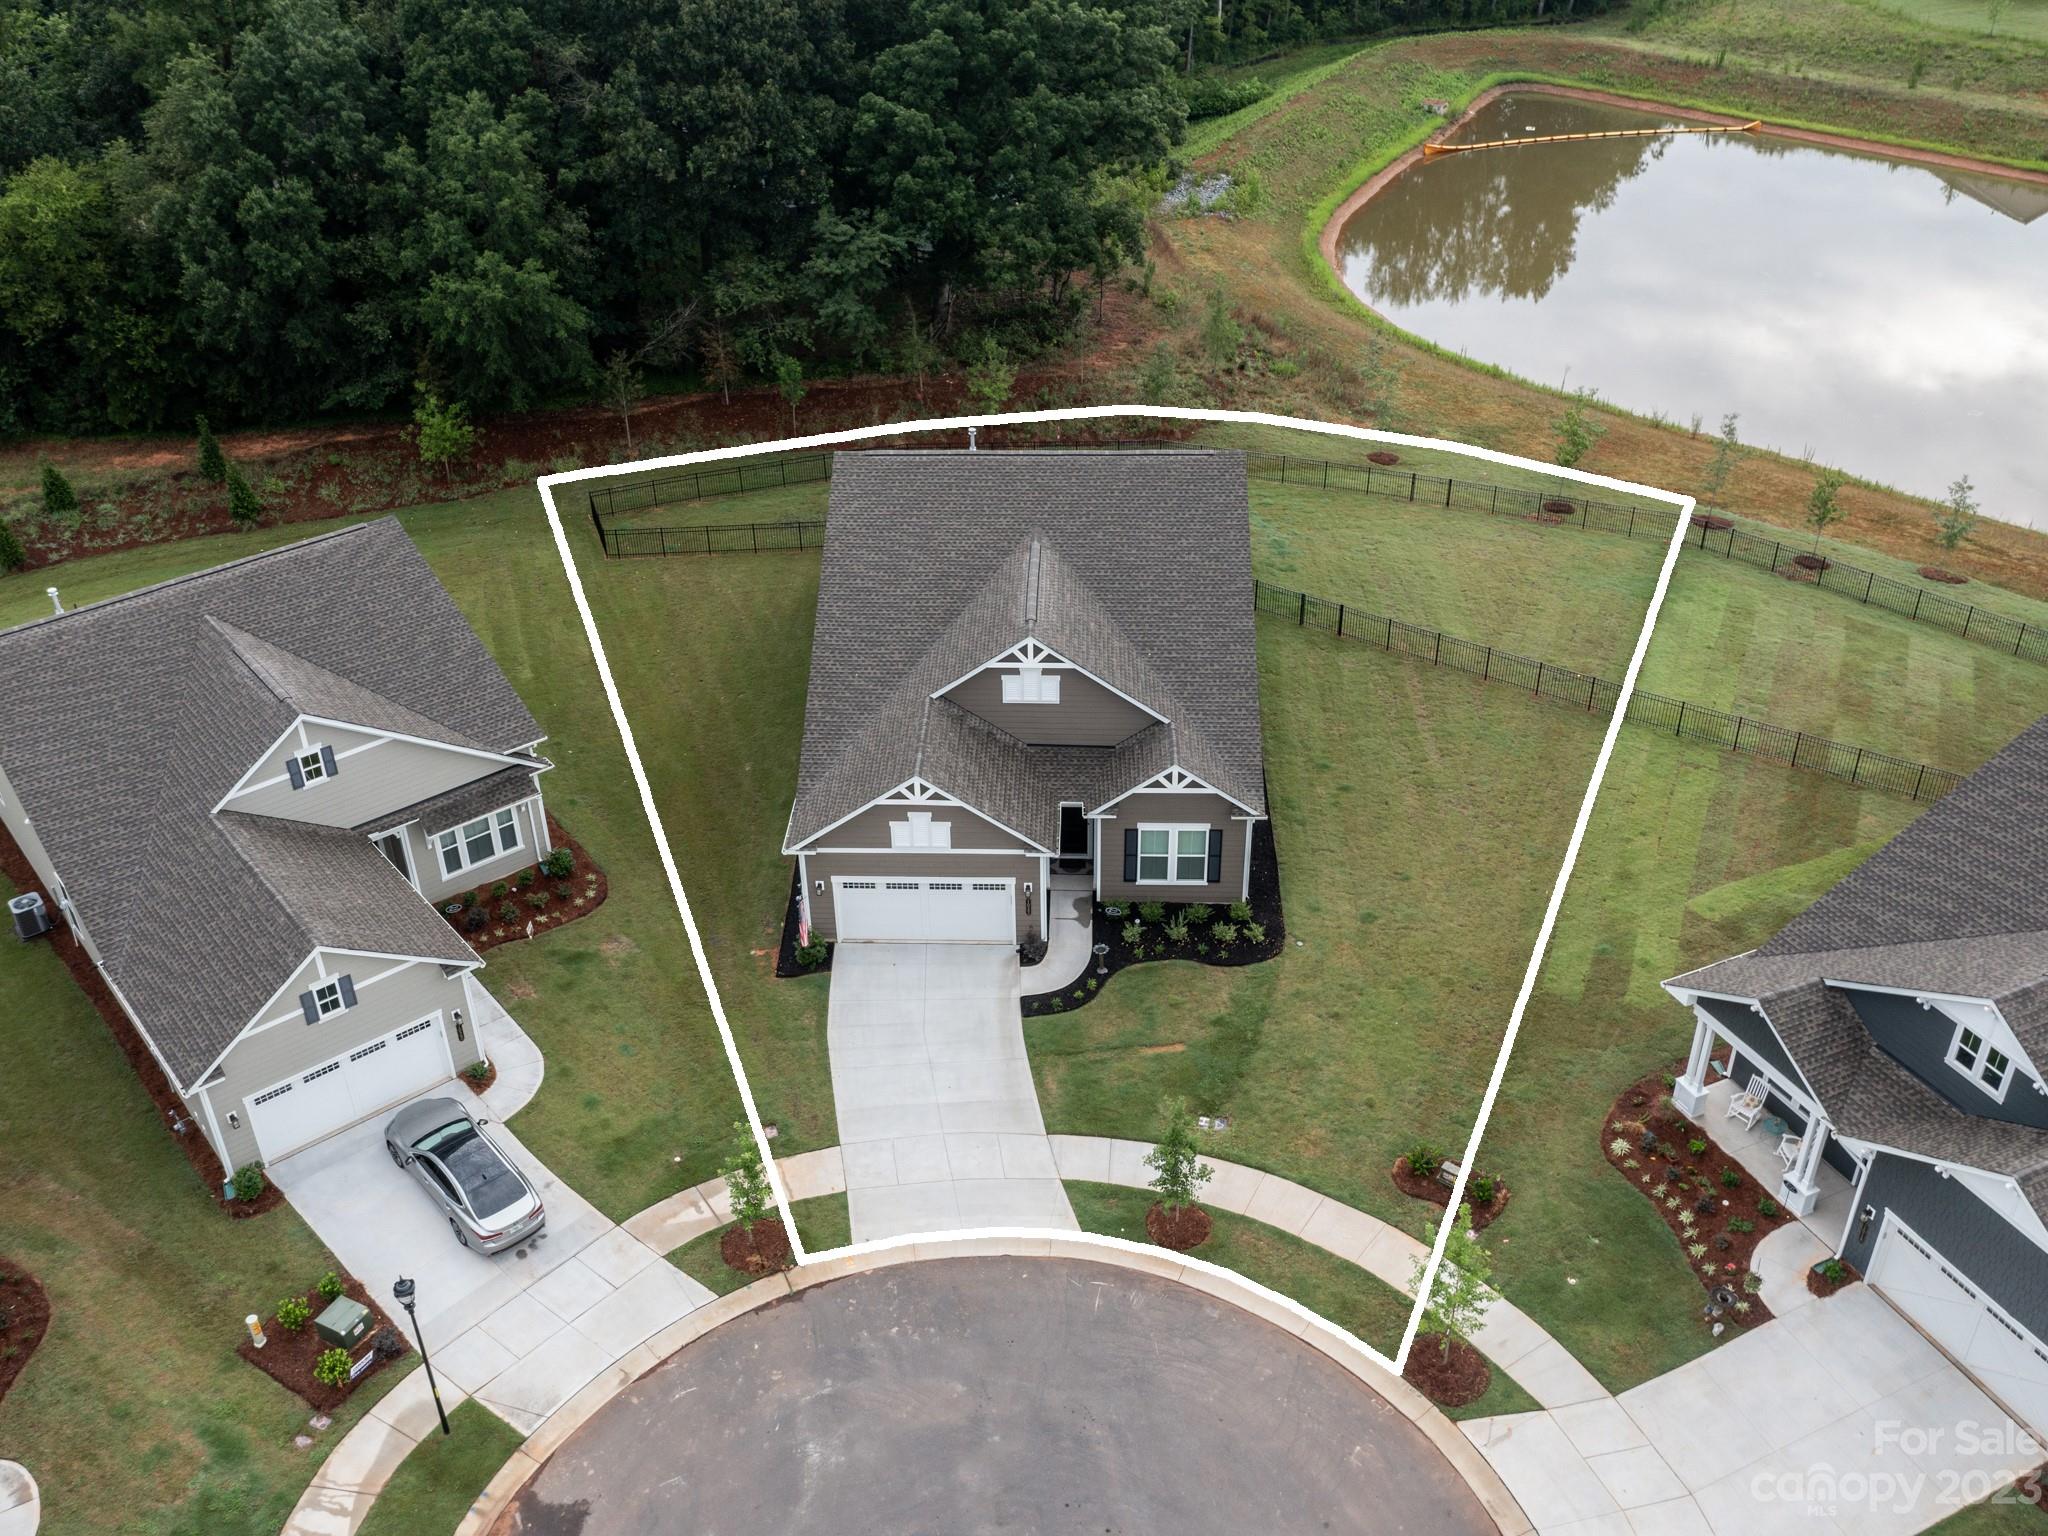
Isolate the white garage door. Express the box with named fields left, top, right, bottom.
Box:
left=1871, top=1213, right=2048, bottom=1436
left=248, top=1013, right=454, bottom=1161
left=834, top=876, right=1014, bottom=943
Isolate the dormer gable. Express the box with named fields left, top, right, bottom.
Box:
left=216, top=714, right=536, bottom=829
left=1838, top=982, right=2048, bottom=1130
left=934, top=638, right=1161, bottom=747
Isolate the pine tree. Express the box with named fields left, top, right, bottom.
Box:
left=196, top=416, right=226, bottom=483
left=0, top=517, right=26, bottom=574
left=40, top=463, right=77, bottom=517
left=226, top=463, right=263, bottom=528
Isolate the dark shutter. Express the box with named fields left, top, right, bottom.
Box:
left=1206, top=828, right=1223, bottom=884
left=1123, top=828, right=1138, bottom=883
left=319, top=744, right=338, bottom=780
left=337, top=974, right=357, bottom=1009
left=298, top=990, right=319, bottom=1025
left=286, top=756, right=305, bottom=790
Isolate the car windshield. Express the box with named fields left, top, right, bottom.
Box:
left=413, top=1119, right=525, bottom=1217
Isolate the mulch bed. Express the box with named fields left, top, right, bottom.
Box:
left=1807, top=1258, right=1862, bottom=1300
left=1690, top=513, right=1734, bottom=532
left=1023, top=813, right=1285, bottom=1018
left=1367, top=450, right=1400, bottom=466
left=721, top=1218, right=795, bottom=1277
left=1391, top=1158, right=1510, bottom=1232
left=1540, top=498, right=1577, bottom=519
left=0, top=1261, right=52, bottom=1407
left=0, top=820, right=281, bottom=1217
left=1919, top=566, right=1969, bottom=585
left=1791, top=553, right=1831, bottom=572
left=461, top=1061, right=497, bottom=1097
left=1402, top=1336, right=1492, bottom=1408
left=436, top=816, right=606, bottom=953
left=1145, top=1202, right=1213, bottom=1251
left=773, top=865, right=831, bottom=979
left=1600, top=1058, right=1791, bottom=1332
left=235, top=1272, right=411, bottom=1412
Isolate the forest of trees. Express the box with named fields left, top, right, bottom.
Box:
left=0, top=0, right=1607, bottom=435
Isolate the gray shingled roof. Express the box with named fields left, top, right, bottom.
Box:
left=787, top=451, right=1265, bottom=850
left=359, top=763, right=549, bottom=837
left=0, top=519, right=543, bottom=1090
left=1669, top=711, right=2048, bottom=1216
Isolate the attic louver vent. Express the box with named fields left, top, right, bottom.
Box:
left=1024, top=539, right=1042, bottom=628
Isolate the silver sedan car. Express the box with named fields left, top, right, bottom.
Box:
left=385, top=1097, right=545, bottom=1254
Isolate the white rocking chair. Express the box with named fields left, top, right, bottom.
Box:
left=1725, top=1074, right=1768, bottom=1131
left=1776, top=1133, right=1803, bottom=1171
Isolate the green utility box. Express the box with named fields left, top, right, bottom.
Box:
left=314, top=1295, right=372, bottom=1350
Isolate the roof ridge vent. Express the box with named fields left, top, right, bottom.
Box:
left=1024, top=539, right=1042, bottom=629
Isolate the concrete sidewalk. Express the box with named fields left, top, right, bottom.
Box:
left=828, top=943, right=1076, bottom=1240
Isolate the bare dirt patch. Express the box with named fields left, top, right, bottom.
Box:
left=0, top=1260, right=52, bottom=1406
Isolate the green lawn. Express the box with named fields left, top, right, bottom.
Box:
left=1063, top=1181, right=1539, bottom=1420
left=1926, top=1497, right=2048, bottom=1534
left=668, top=1195, right=852, bottom=1296
left=354, top=1401, right=523, bottom=1536
left=0, top=880, right=404, bottom=1536
left=1859, top=0, right=2048, bottom=43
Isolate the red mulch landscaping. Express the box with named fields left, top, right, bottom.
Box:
left=1600, top=1059, right=1789, bottom=1331
left=720, top=1219, right=795, bottom=1277
left=235, top=1272, right=410, bottom=1412
left=0, top=1260, right=52, bottom=1407
left=436, top=817, right=607, bottom=954
left=1919, top=566, right=1969, bottom=585
left=1145, top=1202, right=1213, bottom=1251
left=1690, top=513, right=1734, bottom=532
left=1791, top=553, right=1831, bottom=572
left=461, top=1061, right=498, bottom=1097
left=1807, top=1259, right=1862, bottom=1300
left=1403, top=1336, right=1492, bottom=1408
left=1540, top=499, right=1576, bottom=518
left=1391, top=1158, right=1510, bottom=1232
left=1367, top=450, right=1400, bottom=466
left=0, top=821, right=280, bottom=1217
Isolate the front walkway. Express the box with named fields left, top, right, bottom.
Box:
left=826, top=943, right=1075, bottom=1240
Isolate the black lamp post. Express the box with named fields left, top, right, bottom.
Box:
left=392, top=1276, right=452, bottom=1436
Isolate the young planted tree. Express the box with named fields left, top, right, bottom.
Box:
left=964, top=334, right=1016, bottom=413
left=1805, top=467, right=1848, bottom=551
left=0, top=517, right=26, bottom=575
left=1199, top=288, right=1241, bottom=369
left=226, top=462, right=263, bottom=528
left=1933, top=475, right=1980, bottom=554
left=773, top=353, right=806, bottom=432
left=1552, top=394, right=1601, bottom=469
left=1700, top=412, right=1744, bottom=501
left=897, top=299, right=938, bottom=406
left=718, top=1121, right=780, bottom=1272
left=1408, top=1204, right=1496, bottom=1361
left=1145, top=1097, right=1213, bottom=1214
left=413, top=391, right=477, bottom=484
left=700, top=323, right=741, bottom=407
left=195, top=415, right=226, bottom=483
left=39, top=463, right=77, bottom=517
left=602, top=350, right=644, bottom=450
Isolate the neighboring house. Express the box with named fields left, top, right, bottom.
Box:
left=0, top=519, right=552, bottom=1178
left=783, top=450, right=1267, bottom=946
left=1665, top=714, right=2048, bottom=1434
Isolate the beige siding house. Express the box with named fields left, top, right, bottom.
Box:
left=783, top=451, right=1268, bottom=946
left=0, top=519, right=554, bottom=1184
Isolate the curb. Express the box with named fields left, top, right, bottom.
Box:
left=446, top=1238, right=1531, bottom=1536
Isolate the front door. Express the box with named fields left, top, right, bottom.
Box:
left=374, top=830, right=415, bottom=887
left=1058, top=805, right=1089, bottom=865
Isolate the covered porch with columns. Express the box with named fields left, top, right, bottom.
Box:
left=1672, top=1003, right=1855, bottom=1231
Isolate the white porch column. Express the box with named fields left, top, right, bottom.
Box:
left=1779, top=1114, right=1832, bottom=1217
left=1672, top=1006, right=1715, bottom=1118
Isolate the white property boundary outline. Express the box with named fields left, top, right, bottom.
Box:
left=535, top=405, right=1695, bottom=1382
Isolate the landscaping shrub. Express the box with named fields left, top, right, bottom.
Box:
left=464, top=909, right=488, bottom=933
left=460, top=889, right=478, bottom=909
left=317, top=1271, right=344, bottom=1301
left=1210, top=921, right=1237, bottom=947
left=1121, top=919, right=1144, bottom=946
left=312, top=1347, right=352, bottom=1389
left=1163, top=915, right=1191, bottom=944
left=40, top=463, right=77, bottom=516
left=226, top=463, right=263, bottom=527
left=1718, top=1166, right=1741, bottom=1189
left=1181, top=903, right=1212, bottom=926
left=1405, top=1142, right=1442, bottom=1179
left=1135, top=902, right=1166, bottom=923
left=1227, top=900, right=1252, bottom=923
left=0, top=518, right=25, bottom=574
left=516, top=867, right=535, bottom=888
left=527, top=891, right=549, bottom=910
left=1470, top=1174, right=1495, bottom=1205
left=491, top=881, right=510, bottom=900
left=496, top=902, right=519, bottom=923
left=1686, top=1137, right=1707, bottom=1157
left=231, top=1163, right=265, bottom=1202
left=794, top=941, right=827, bottom=967
left=195, top=415, right=226, bottom=482
left=464, top=1060, right=491, bottom=1083
left=542, top=847, right=575, bottom=879
left=1729, top=1217, right=1755, bottom=1234
left=276, top=1295, right=311, bottom=1331
left=1817, top=1258, right=1846, bottom=1284
left=1758, top=1196, right=1780, bottom=1217
left=1241, top=921, right=1266, bottom=946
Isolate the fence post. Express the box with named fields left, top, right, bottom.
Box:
left=1384, top=616, right=1393, bottom=650
left=1963, top=606, right=1975, bottom=639
left=1731, top=717, right=1745, bottom=753
left=1337, top=604, right=1345, bottom=638
left=798, top=521, right=806, bottom=551
left=1581, top=501, right=1589, bottom=529
left=1366, top=465, right=1373, bottom=494
left=1409, top=473, right=1416, bottom=502
left=1535, top=661, right=1545, bottom=697
left=1433, top=631, right=1442, bottom=666
left=1792, top=731, right=1805, bottom=768
left=1863, top=571, right=1874, bottom=604
left=1445, top=478, right=1453, bottom=508
left=1912, top=589, right=1923, bottom=621
left=1322, top=460, right=1329, bottom=489
left=1769, top=543, right=1780, bottom=574
left=1483, top=647, right=1492, bottom=681
left=1723, top=530, right=1733, bottom=559
left=1675, top=700, right=1686, bottom=738
left=1491, top=486, right=1499, bottom=515
left=2017, top=623, right=2028, bottom=658
left=1851, top=746, right=1864, bottom=785
left=659, top=527, right=670, bottom=556
left=1913, top=764, right=1927, bottom=800
left=1299, top=591, right=1306, bottom=625
left=1627, top=507, right=1635, bottom=538
left=752, top=523, right=760, bottom=552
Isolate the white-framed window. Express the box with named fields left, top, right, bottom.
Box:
left=1947, top=1022, right=2014, bottom=1101
left=1137, top=824, right=1210, bottom=884
left=889, top=811, right=952, bottom=849
left=288, top=743, right=337, bottom=790
left=298, top=749, right=329, bottom=784
left=433, top=805, right=522, bottom=877
left=1001, top=666, right=1061, bottom=704
left=312, top=979, right=348, bottom=1018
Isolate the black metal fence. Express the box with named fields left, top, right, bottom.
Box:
left=601, top=519, right=825, bottom=558
left=1254, top=579, right=1963, bottom=804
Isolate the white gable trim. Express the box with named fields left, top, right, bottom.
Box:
left=181, top=944, right=480, bottom=1094
left=1834, top=1136, right=2048, bottom=1254
left=1661, top=985, right=1825, bottom=1107
left=1088, top=764, right=1258, bottom=820
left=784, top=775, right=1051, bottom=855
left=213, top=713, right=538, bottom=813
left=931, top=637, right=1167, bottom=726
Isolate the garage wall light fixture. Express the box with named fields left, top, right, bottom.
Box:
left=452, top=1007, right=465, bottom=1043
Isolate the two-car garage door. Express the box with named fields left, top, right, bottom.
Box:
left=1871, top=1213, right=2048, bottom=1437
left=833, top=876, right=1014, bottom=943
left=247, top=1013, right=454, bottom=1162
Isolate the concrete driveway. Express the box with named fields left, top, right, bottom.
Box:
left=493, top=1257, right=1498, bottom=1536
left=827, top=943, right=1076, bottom=1241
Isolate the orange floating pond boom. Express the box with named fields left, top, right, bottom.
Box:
left=1422, top=120, right=1763, bottom=157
